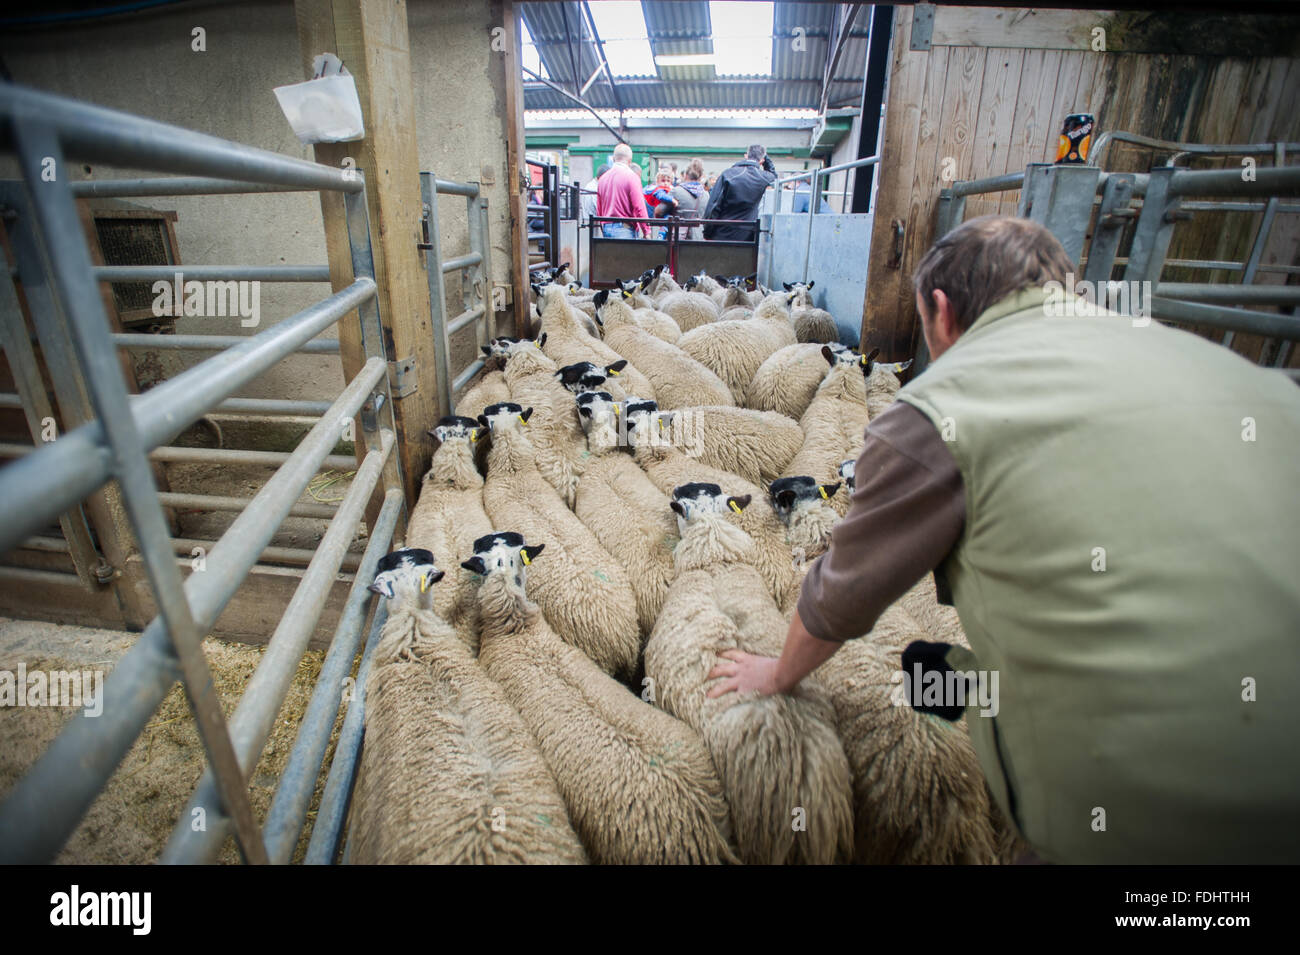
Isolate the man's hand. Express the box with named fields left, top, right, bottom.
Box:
left=707, top=650, right=780, bottom=699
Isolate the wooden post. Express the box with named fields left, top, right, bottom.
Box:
left=294, top=0, right=438, bottom=512
left=501, top=0, right=531, bottom=335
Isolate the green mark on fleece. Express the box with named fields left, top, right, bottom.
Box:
left=593, top=569, right=610, bottom=582
left=536, top=813, right=553, bottom=826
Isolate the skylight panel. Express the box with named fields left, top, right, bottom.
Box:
left=520, top=19, right=548, bottom=79
left=587, top=1, right=658, bottom=78
left=708, top=1, right=774, bottom=76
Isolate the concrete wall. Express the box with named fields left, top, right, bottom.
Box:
left=0, top=0, right=516, bottom=405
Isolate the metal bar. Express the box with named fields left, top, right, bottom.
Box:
left=1158, top=283, right=1300, bottom=306
left=261, top=488, right=402, bottom=864
left=70, top=177, right=326, bottom=198
left=0, top=280, right=373, bottom=558
left=773, top=154, right=880, bottom=187
left=520, top=66, right=625, bottom=143
left=149, top=446, right=355, bottom=471
left=213, top=397, right=332, bottom=416
left=1082, top=173, right=1138, bottom=285
left=422, top=172, right=455, bottom=420
left=158, top=491, right=339, bottom=520
left=1148, top=297, right=1300, bottom=340
left=442, top=252, right=482, bottom=273
left=0, top=83, right=362, bottom=194
left=1088, top=130, right=1300, bottom=170
left=432, top=178, right=478, bottom=198
left=160, top=429, right=394, bottom=864
left=93, top=265, right=330, bottom=283
left=1223, top=196, right=1279, bottom=349
left=304, top=598, right=387, bottom=865
left=18, top=535, right=70, bottom=553
left=0, top=393, right=19, bottom=408
left=1122, top=167, right=1180, bottom=286
left=447, top=304, right=486, bottom=336
left=10, top=116, right=268, bottom=864
left=113, top=332, right=340, bottom=353
left=168, top=536, right=364, bottom=573
left=803, top=169, right=818, bottom=283
left=452, top=358, right=485, bottom=394
left=1167, top=165, right=1300, bottom=199
left=0, top=356, right=388, bottom=862
left=477, top=194, right=496, bottom=342
left=1179, top=200, right=1300, bottom=214
left=527, top=203, right=549, bottom=213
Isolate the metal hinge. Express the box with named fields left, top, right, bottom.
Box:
left=388, top=356, right=417, bottom=397
left=911, top=4, right=935, bottom=51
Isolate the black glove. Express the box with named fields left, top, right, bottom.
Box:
left=900, top=640, right=966, bottom=721
left=761, top=154, right=776, bottom=174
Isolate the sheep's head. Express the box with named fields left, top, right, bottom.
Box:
left=669, top=482, right=750, bottom=534
left=555, top=359, right=625, bottom=394
left=575, top=390, right=621, bottom=444
left=838, top=459, right=856, bottom=492
left=768, top=475, right=841, bottom=524
left=428, top=414, right=485, bottom=446
left=368, top=548, right=444, bottom=611
left=637, top=264, right=667, bottom=291
left=782, top=280, right=815, bottom=307
left=869, top=356, right=914, bottom=377
left=477, top=401, right=533, bottom=435
left=622, top=399, right=668, bottom=450
left=822, top=344, right=880, bottom=373
left=483, top=335, right=545, bottom=361
left=461, top=531, right=544, bottom=594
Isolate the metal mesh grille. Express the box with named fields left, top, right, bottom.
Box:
left=94, top=216, right=173, bottom=314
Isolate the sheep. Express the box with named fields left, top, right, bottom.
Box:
left=639, top=265, right=720, bottom=332
left=744, top=342, right=847, bottom=420
left=652, top=404, right=804, bottom=486
left=646, top=483, right=855, bottom=864
left=866, top=356, right=915, bottom=420
left=531, top=278, right=602, bottom=339
left=623, top=400, right=799, bottom=611
left=468, top=532, right=739, bottom=864
left=684, top=271, right=723, bottom=297
left=554, top=359, right=627, bottom=396
left=535, top=285, right=656, bottom=402
left=763, top=480, right=1011, bottom=864
left=677, top=291, right=799, bottom=404
left=606, top=275, right=683, bottom=343
left=710, top=274, right=757, bottom=311
left=784, top=346, right=876, bottom=517
left=838, top=458, right=855, bottom=492
left=349, top=549, right=587, bottom=865
left=490, top=336, right=587, bottom=508
left=782, top=281, right=839, bottom=344
left=479, top=401, right=641, bottom=679
left=457, top=366, right=511, bottom=419
left=591, top=289, right=734, bottom=409
left=402, top=415, right=495, bottom=649
left=571, top=392, right=679, bottom=639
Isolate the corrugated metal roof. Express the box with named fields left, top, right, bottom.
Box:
left=520, top=2, right=870, bottom=112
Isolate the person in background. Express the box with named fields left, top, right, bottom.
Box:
left=596, top=144, right=649, bottom=238
left=581, top=163, right=608, bottom=223
left=703, top=144, right=776, bottom=241
left=705, top=174, right=718, bottom=192
left=671, top=158, right=709, bottom=240
left=668, top=161, right=679, bottom=185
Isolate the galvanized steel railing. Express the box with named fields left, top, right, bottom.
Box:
left=767, top=154, right=879, bottom=287
left=0, top=82, right=408, bottom=864
left=419, top=172, right=496, bottom=416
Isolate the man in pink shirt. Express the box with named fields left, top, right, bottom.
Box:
left=596, top=143, right=649, bottom=238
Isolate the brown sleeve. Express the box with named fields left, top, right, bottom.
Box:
left=797, top=400, right=965, bottom=643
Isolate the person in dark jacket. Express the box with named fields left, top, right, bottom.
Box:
left=703, top=144, right=776, bottom=241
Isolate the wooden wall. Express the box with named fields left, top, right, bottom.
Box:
left=861, top=5, right=1300, bottom=367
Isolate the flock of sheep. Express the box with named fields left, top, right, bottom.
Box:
left=347, top=264, right=1023, bottom=865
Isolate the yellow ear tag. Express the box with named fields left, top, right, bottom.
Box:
left=729, top=500, right=743, bottom=514
left=521, top=550, right=531, bottom=566
left=612, top=405, right=620, bottom=416
left=609, top=368, right=620, bottom=376
left=518, top=414, right=528, bottom=426
left=470, top=430, right=478, bottom=442
left=860, top=355, right=868, bottom=366
left=892, top=362, right=905, bottom=372
left=420, top=573, right=428, bottom=593
left=534, top=340, right=541, bottom=348
left=819, top=486, right=829, bottom=500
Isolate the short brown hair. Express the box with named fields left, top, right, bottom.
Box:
left=912, top=216, right=1075, bottom=330
left=685, top=158, right=704, bottom=181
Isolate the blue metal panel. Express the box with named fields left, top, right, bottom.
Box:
left=764, top=211, right=874, bottom=347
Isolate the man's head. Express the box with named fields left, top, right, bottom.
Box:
left=685, top=158, right=703, bottom=182
left=596, top=163, right=611, bottom=179
left=913, top=215, right=1074, bottom=361
left=746, top=144, right=766, bottom=162
left=612, top=143, right=633, bottom=164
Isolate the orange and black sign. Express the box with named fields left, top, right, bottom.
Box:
left=1055, top=113, right=1095, bottom=165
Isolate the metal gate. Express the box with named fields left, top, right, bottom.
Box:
left=0, top=82, right=407, bottom=864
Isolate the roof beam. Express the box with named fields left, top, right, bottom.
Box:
left=821, top=4, right=864, bottom=117
left=580, top=0, right=625, bottom=126
left=521, top=65, right=626, bottom=143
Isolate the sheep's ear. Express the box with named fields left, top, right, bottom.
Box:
left=864, top=347, right=881, bottom=365
left=818, top=482, right=841, bottom=501
left=713, top=274, right=727, bottom=285
left=622, top=287, right=634, bottom=299
left=558, top=262, right=569, bottom=273
left=606, top=360, right=627, bottom=376
left=594, top=313, right=604, bottom=327
left=460, top=556, right=486, bottom=576
left=366, top=580, right=390, bottom=598
left=638, top=276, right=651, bottom=291
left=893, top=358, right=914, bottom=373
left=592, top=288, right=609, bottom=308
left=520, top=407, right=534, bottom=423
left=669, top=500, right=685, bottom=517
left=521, top=544, right=545, bottom=565
left=538, top=332, right=548, bottom=349
left=807, top=280, right=815, bottom=290
left=727, top=494, right=751, bottom=514
left=472, top=426, right=486, bottom=443
left=577, top=404, right=592, bottom=418
left=480, top=344, right=492, bottom=356
left=426, top=569, right=446, bottom=587
left=821, top=345, right=837, bottom=366
left=654, top=264, right=665, bottom=277
left=783, top=282, right=793, bottom=291
left=476, top=414, right=490, bottom=430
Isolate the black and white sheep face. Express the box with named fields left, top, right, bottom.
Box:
left=368, top=548, right=444, bottom=609
left=768, top=475, right=841, bottom=522
left=838, top=459, right=856, bottom=492
left=575, top=390, right=620, bottom=433
left=622, top=401, right=673, bottom=450
left=461, top=531, right=544, bottom=591
left=483, top=335, right=544, bottom=361
left=429, top=414, right=485, bottom=445
left=669, top=482, right=751, bottom=534
left=555, top=360, right=626, bottom=394
left=477, top=401, right=533, bottom=434
left=637, top=264, right=667, bottom=291
left=822, top=345, right=882, bottom=372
